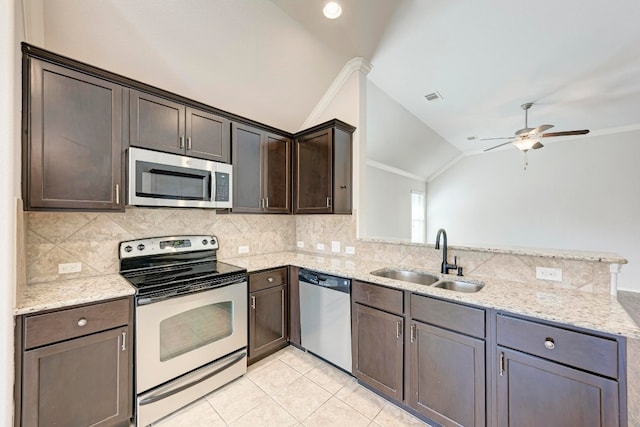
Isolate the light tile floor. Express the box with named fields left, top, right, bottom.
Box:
left=154, top=346, right=432, bottom=426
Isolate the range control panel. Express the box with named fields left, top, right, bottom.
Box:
left=119, top=235, right=219, bottom=259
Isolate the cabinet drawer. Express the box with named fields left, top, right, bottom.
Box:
left=250, top=267, right=287, bottom=292
left=24, top=298, right=130, bottom=350
left=496, top=314, right=618, bottom=378
left=410, top=294, right=485, bottom=339
left=352, top=281, right=403, bottom=315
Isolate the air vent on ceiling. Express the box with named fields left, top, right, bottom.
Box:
left=424, top=91, right=443, bottom=102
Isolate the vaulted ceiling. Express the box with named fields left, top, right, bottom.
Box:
left=272, top=0, right=640, bottom=154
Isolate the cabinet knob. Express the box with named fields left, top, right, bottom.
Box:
left=544, top=338, right=555, bottom=350
left=77, top=318, right=88, bottom=327
left=267, top=277, right=274, bottom=283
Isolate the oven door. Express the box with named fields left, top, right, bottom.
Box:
left=135, top=280, right=247, bottom=393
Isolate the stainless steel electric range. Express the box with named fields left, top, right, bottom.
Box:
left=119, top=235, right=247, bottom=427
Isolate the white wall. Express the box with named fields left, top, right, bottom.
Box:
left=427, top=130, right=640, bottom=292
left=1, top=0, right=21, bottom=423
left=40, top=0, right=348, bottom=132
left=366, top=165, right=426, bottom=242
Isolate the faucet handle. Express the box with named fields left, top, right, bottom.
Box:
left=453, top=256, right=458, bottom=266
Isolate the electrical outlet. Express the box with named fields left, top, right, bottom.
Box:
left=536, top=267, right=562, bottom=282
left=297, top=241, right=304, bottom=248
left=238, top=245, right=249, bottom=254
left=316, top=243, right=325, bottom=251
left=331, top=241, right=341, bottom=253
left=58, top=262, right=82, bottom=274
left=345, top=246, right=355, bottom=255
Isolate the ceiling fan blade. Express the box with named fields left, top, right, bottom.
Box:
left=541, top=130, right=590, bottom=138
left=479, top=136, right=513, bottom=141
left=530, top=124, right=554, bottom=134
left=484, top=140, right=514, bottom=152
left=515, top=127, right=534, bottom=136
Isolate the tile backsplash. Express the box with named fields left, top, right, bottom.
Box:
left=26, top=208, right=614, bottom=294
left=26, top=208, right=295, bottom=284
left=296, top=213, right=613, bottom=295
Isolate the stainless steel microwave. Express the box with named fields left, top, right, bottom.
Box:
left=128, top=147, right=232, bottom=208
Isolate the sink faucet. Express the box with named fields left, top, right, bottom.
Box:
left=435, top=228, right=459, bottom=275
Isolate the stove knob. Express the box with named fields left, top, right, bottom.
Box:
left=137, top=244, right=145, bottom=251
left=124, top=245, right=133, bottom=253
left=210, top=239, right=216, bottom=245
left=202, top=239, right=208, bottom=245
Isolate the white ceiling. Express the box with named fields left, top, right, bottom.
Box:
left=271, top=0, right=640, bottom=154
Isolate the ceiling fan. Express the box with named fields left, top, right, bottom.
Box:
left=480, top=103, right=590, bottom=152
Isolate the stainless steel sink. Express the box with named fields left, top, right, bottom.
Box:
left=432, top=280, right=484, bottom=293
left=370, top=268, right=440, bottom=286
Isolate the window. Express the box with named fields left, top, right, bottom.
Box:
left=411, top=191, right=425, bottom=243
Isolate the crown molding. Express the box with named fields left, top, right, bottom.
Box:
left=366, top=159, right=427, bottom=183
left=299, top=57, right=372, bottom=131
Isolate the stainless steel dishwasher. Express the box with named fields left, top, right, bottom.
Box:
left=298, top=269, right=352, bottom=373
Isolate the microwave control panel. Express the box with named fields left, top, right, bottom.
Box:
left=215, top=172, right=230, bottom=202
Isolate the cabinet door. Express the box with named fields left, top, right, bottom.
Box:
left=410, top=321, right=485, bottom=427
left=497, top=347, right=619, bottom=427
left=263, top=132, right=291, bottom=213
left=294, top=128, right=332, bottom=214
left=27, top=60, right=124, bottom=210
left=249, top=285, right=288, bottom=363
left=332, top=127, right=352, bottom=214
left=186, top=107, right=230, bottom=162
left=22, top=327, right=130, bottom=427
left=352, top=303, right=404, bottom=401
left=130, top=90, right=185, bottom=155
left=232, top=123, right=263, bottom=213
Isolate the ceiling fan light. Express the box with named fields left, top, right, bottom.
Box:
left=323, top=2, right=342, bottom=19
left=513, top=138, right=539, bottom=152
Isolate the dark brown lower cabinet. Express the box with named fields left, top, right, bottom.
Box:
left=249, top=283, right=288, bottom=363
left=352, top=302, right=404, bottom=401
left=409, top=321, right=485, bottom=427
left=497, top=347, right=619, bottom=427
left=22, top=326, right=130, bottom=427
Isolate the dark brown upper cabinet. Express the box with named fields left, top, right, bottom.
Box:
left=23, top=58, right=125, bottom=211
left=232, top=123, right=291, bottom=214
left=293, top=119, right=354, bottom=214
left=130, top=90, right=230, bottom=163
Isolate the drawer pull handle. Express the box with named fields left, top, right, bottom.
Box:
left=251, top=295, right=256, bottom=309
left=544, top=338, right=555, bottom=350
left=77, top=318, right=88, bottom=327
left=267, top=277, right=274, bottom=283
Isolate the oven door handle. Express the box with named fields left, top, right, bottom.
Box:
left=139, top=351, right=246, bottom=406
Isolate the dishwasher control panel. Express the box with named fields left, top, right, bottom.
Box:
left=298, top=269, right=351, bottom=293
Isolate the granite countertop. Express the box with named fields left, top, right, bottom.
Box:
left=14, top=251, right=640, bottom=341
left=224, top=251, right=640, bottom=339
left=14, top=274, right=135, bottom=315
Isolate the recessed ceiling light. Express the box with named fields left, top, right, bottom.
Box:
left=323, top=2, right=342, bottom=19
